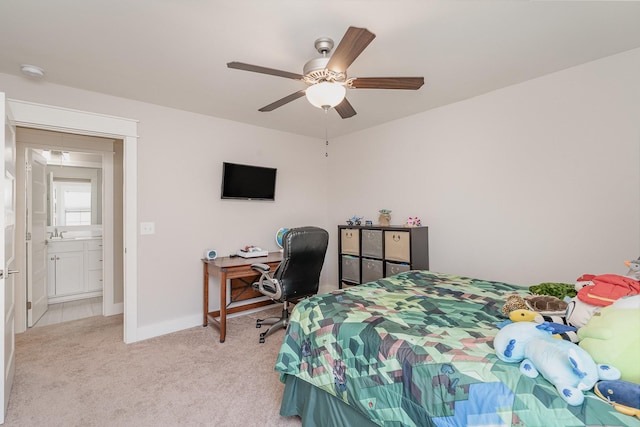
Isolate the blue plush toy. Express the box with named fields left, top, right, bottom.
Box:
left=494, top=322, right=621, bottom=406
left=594, top=380, right=640, bottom=418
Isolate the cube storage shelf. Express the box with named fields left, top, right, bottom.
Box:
left=338, top=225, right=429, bottom=288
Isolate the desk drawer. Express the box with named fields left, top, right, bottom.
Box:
left=384, top=231, right=411, bottom=263
left=340, top=229, right=360, bottom=255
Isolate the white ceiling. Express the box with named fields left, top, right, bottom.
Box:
left=2, top=1, right=640, bottom=139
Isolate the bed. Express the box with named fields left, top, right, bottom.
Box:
left=274, top=270, right=638, bottom=427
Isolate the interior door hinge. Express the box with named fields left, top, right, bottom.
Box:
left=27, top=301, right=32, bottom=310
left=26, top=232, right=32, bottom=241
left=25, top=162, right=32, bottom=172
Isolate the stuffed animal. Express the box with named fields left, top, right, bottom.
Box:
left=501, top=294, right=568, bottom=317
left=594, top=380, right=640, bottom=418
left=578, top=295, right=640, bottom=384
left=565, top=297, right=601, bottom=328
left=501, top=294, right=528, bottom=315
left=625, top=258, right=640, bottom=280
left=494, top=322, right=620, bottom=406
left=509, top=309, right=543, bottom=323
left=508, top=310, right=577, bottom=339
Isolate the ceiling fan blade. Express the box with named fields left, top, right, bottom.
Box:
left=227, top=62, right=303, bottom=80
left=351, top=77, right=425, bottom=90
left=335, top=98, right=357, bottom=119
left=258, top=90, right=306, bottom=112
left=326, top=27, right=376, bottom=73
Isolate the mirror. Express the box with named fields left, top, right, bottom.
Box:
left=47, top=166, right=102, bottom=226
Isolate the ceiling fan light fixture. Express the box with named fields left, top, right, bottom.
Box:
left=305, top=82, right=346, bottom=110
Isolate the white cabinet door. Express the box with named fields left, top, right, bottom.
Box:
left=47, top=256, right=56, bottom=297
left=53, top=251, right=84, bottom=296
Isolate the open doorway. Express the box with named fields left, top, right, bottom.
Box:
left=7, top=97, right=138, bottom=343
left=15, top=128, right=124, bottom=330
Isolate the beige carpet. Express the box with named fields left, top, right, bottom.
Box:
left=5, top=308, right=302, bottom=426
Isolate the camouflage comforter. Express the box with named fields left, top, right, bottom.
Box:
left=275, top=270, right=637, bottom=427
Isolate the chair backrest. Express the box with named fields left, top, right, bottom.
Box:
left=274, top=226, right=329, bottom=301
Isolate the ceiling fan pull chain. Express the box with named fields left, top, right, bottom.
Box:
left=324, top=109, right=329, bottom=158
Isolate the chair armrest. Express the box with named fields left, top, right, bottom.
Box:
left=251, top=263, right=271, bottom=273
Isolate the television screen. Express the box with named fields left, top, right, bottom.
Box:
left=221, top=162, right=277, bottom=200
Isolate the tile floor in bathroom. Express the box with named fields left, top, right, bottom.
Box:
left=33, top=297, right=102, bottom=328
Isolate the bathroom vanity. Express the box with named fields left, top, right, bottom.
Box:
left=47, top=237, right=103, bottom=303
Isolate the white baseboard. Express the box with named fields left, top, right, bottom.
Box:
left=48, top=290, right=102, bottom=304
left=104, top=302, right=123, bottom=316
left=132, top=304, right=279, bottom=343
left=135, top=313, right=202, bottom=342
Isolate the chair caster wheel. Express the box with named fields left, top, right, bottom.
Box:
left=259, top=337, right=265, bottom=344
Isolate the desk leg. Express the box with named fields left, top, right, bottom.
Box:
left=220, top=271, right=227, bottom=343
left=203, top=263, right=209, bottom=327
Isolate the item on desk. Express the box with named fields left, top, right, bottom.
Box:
left=203, top=248, right=218, bottom=260
left=237, top=246, right=269, bottom=258
left=275, top=228, right=289, bottom=250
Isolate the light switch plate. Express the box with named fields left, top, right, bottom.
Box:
left=140, top=222, right=155, bottom=235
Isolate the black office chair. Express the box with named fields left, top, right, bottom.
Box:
left=251, top=226, right=329, bottom=343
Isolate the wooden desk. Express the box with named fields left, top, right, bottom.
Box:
left=203, top=252, right=282, bottom=342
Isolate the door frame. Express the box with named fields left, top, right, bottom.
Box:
left=8, top=99, right=139, bottom=343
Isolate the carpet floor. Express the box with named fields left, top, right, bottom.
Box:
left=4, top=308, right=302, bottom=426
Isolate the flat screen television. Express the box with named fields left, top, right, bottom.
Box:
left=221, top=162, right=277, bottom=201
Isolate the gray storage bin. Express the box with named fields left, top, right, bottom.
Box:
left=361, top=229, right=383, bottom=258
left=385, top=261, right=411, bottom=277
left=341, top=255, right=360, bottom=283
left=361, top=258, right=383, bottom=283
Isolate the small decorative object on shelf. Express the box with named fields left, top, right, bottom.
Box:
left=404, top=217, right=422, bottom=227
left=378, top=209, right=392, bottom=227
left=347, top=216, right=363, bottom=226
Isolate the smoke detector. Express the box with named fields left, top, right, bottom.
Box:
left=20, top=64, right=45, bottom=79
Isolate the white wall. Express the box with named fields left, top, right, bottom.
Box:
left=2, top=47, right=639, bottom=339
left=328, top=48, right=640, bottom=287
left=0, top=73, right=329, bottom=339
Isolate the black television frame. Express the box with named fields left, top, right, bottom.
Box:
left=220, top=162, right=277, bottom=201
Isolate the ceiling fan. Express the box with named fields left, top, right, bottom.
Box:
left=227, top=26, right=424, bottom=119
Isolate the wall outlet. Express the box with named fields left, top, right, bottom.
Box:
left=140, top=222, right=155, bottom=235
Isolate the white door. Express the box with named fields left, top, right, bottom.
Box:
left=0, top=93, right=17, bottom=423
left=27, top=149, right=48, bottom=326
